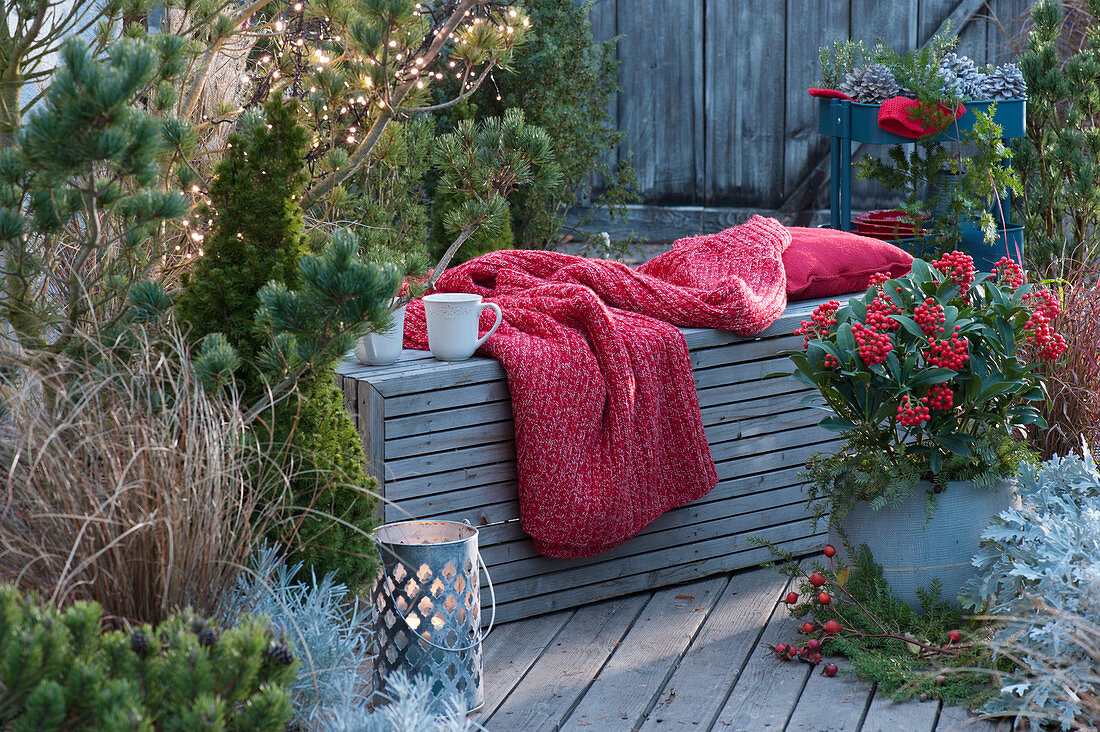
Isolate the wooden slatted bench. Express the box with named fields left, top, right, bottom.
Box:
left=336, top=296, right=847, bottom=624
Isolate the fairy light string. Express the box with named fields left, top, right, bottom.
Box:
left=169, top=0, right=527, bottom=268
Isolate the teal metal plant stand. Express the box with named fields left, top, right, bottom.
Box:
left=816, top=98, right=1027, bottom=232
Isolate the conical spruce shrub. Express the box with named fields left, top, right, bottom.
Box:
left=177, top=94, right=380, bottom=585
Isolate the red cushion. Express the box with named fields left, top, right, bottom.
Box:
left=783, top=227, right=913, bottom=300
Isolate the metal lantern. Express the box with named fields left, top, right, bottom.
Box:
left=372, top=520, right=495, bottom=714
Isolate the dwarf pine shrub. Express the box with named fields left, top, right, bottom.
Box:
left=0, top=586, right=296, bottom=729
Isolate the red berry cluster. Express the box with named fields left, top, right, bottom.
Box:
left=1023, top=288, right=1068, bottom=361
left=772, top=642, right=824, bottom=666
left=926, top=326, right=970, bottom=370
left=823, top=354, right=839, bottom=368
left=867, top=271, right=892, bottom=288
left=794, top=300, right=841, bottom=349
left=992, top=256, right=1024, bottom=290
left=926, top=383, right=954, bottom=410
left=913, top=297, right=946, bottom=337
left=852, top=321, right=893, bottom=365
left=896, top=394, right=931, bottom=426
left=865, top=293, right=901, bottom=332
left=932, top=251, right=977, bottom=293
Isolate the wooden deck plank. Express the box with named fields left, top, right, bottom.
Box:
left=785, top=659, right=873, bottom=732
left=639, top=567, right=788, bottom=730
left=935, top=703, right=1013, bottom=731
left=478, top=609, right=574, bottom=720
left=861, top=691, right=939, bottom=732
left=709, top=575, right=811, bottom=731
left=484, top=594, right=649, bottom=731
left=785, top=661, right=871, bottom=731
left=561, top=576, right=729, bottom=730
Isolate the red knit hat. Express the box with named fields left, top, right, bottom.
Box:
left=808, top=87, right=854, bottom=100
left=878, top=96, right=966, bottom=139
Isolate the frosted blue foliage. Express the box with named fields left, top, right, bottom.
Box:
left=226, top=545, right=374, bottom=727
left=321, top=671, right=485, bottom=732
left=964, top=449, right=1100, bottom=730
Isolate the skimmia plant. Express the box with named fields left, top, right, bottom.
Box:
left=789, top=253, right=1064, bottom=518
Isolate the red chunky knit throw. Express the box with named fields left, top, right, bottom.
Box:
left=404, top=215, right=791, bottom=557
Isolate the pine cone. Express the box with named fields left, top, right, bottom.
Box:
left=839, top=64, right=900, bottom=104
left=938, top=53, right=983, bottom=100
left=131, top=631, right=150, bottom=655
left=978, top=62, right=1027, bottom=100
left=265, top=640, right=295, bottom=666
left=198, top=627, right=219, bottom=648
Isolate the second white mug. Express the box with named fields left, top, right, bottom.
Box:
left=423, top=293, right=503, bottom=361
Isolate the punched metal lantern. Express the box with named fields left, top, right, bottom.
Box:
left=372, top=520, right=495, bottom=714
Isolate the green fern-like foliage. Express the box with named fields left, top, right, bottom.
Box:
left=0, top=585, right=295, bottom=730
left=754, top=540, right=1011, bottom=710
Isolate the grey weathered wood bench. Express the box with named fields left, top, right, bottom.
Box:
left=336, top=296, right=846, bottom=624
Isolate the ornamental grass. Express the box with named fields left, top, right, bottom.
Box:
left=1030, top=262, right=1100, bottom=459
left=0, top=327, right=291, bottom=625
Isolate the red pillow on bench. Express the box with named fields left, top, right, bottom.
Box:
left=783, top=227, right=913, bottom=300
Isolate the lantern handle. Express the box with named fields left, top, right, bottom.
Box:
left=375, top=544, right=496, bottom=654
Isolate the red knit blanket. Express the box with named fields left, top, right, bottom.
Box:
left=403, top=215, right=791, bottom=557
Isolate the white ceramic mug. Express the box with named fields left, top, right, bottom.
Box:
left=423, top=293, right=503, bottom=361
left=354, top=304, right=406, bottom=366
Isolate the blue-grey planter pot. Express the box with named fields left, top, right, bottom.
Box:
left=830, top=479, right=1015, bottom=608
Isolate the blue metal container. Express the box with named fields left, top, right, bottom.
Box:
left=817, top=97, right=1027, bottom=232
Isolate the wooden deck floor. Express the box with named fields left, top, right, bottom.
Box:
left=478, top=565, right=1008, bottom=732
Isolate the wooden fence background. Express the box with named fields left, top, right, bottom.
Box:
left=582, top=0, right=1032, bottom=237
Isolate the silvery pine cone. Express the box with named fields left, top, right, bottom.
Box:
left=979, top=62, right=1027, bottom=100
left=938, top=52, right=983, bottom=99
left=840, top=63, right=900, bottom=103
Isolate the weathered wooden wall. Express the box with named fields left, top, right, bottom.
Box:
left=590, top=0, right=1032, bottom=210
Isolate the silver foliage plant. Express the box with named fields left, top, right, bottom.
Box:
left=226, top=547, right=483, bottom=730
left=225, top=545, right=374, bottom=727
left=964, top=450, right=1100, bottom=730
left=321, top=672, right=485, bottom=732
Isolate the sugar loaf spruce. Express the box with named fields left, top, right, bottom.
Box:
left=177, top=94, right=399, bottom=587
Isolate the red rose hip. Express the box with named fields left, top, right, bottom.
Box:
left=824, top=619, right=842, bottom=634
left=785, top=592, right=799, bottom=605
left=807, top=638, right=821, bottom=652
left=802, top=621, right=816, bottom=634
left=823, top=545, right=837, bottom=557
left=818, top=592, right=831, bottom=605
left=947, top=630, right=962, bottom=644
left=825, top=663, right=838, bottom=677
left=809, top=572, right=826, bottom=587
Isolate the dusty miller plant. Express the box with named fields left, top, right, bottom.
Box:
left=321, top=671, right=485, bottom=732
left=225, top=545, right=372, bottom=728
left=964, top=450, right=1100, bottom=730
